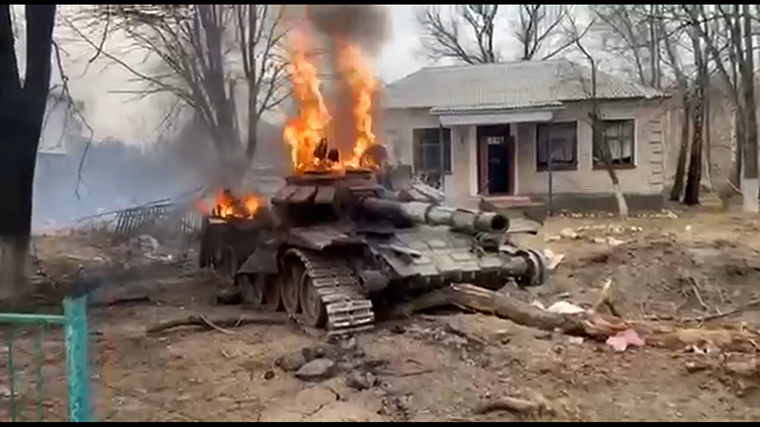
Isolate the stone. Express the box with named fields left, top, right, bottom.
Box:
left=295, top=358, right=336, bottom=381
left=275, top=350, right=308, bottom=372
left=346, top=371, right=375, bottom=391
left=264, top=370, right=275, bottom=380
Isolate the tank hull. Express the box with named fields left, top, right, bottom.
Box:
left=199, top=168, right=547, bottom=337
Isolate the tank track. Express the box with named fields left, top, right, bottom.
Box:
left=284, top=248, right=375, bottom=338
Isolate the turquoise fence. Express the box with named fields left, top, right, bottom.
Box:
left=0, top=296, right=90, bottom=422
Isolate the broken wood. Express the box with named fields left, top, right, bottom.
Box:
left=396, top=284, right=760, bottom=353
left=682, top=298, right=760, bottom=324
left=146, top=312, right=289, bottom=335
left=474, top=396, right=547, bottom=415
left=590, top=279, right=621, bottom=318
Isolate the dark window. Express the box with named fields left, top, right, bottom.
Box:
left=413, top=127, right=452, bottom=173
left=536, top=122, right=578, bottom=171
left=593, top=119, right=635, bottom=169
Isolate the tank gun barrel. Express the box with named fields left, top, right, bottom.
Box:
left=360, top=197, right=509, bottom=233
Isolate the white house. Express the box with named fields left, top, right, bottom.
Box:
left=382, top=59, right=669, bottom=211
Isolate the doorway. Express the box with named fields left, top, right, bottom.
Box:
left=477, top=125, right=514, bottom=195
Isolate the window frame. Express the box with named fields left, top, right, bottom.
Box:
left=412, top=127, right=452, bottom=174
left=535, top=121, right=579, bottom=172
left=592, top=119, right=636, bottom=170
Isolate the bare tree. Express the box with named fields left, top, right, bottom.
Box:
left=682, top=20, right=707, bottom=205
left=565, top=16, right=628, bottom=219
left=686, top=5, right=758, bottom=212
left=739, top=4, right=759, bottom=212
left=564, top=15, right=629, bottom=218
left=514, top=5, right=572, bottom=61
left=0, top=5, right=57, bottom=304
left=660, top=15, right=693, bottom=202
left=594, top=5, right=663, bottom=88
left=416, top=5, right=500, bottom=64
left=416, top=5, right=571, bottom=64
left=68, top=5, right=290, bottom=188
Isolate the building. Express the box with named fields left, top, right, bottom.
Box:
left=382, top=59, right=669, bottom=211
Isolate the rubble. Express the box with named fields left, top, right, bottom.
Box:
left=346, top=371, right=377, bottom=391
left=276, top=350, right=309, bottom=372
left=295, top=358, right=337, bottom=381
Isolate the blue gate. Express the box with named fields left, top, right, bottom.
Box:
left=1, top=296, right=90, bottom=422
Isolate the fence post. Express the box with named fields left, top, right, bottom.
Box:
left=63, top=296, right=90, bottom=422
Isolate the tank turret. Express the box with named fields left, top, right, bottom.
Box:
left=200, top=161, right=547, bottom=338
left=359, top=197, right=509, bottom=234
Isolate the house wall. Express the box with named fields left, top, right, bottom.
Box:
left=384, top=99, right=666, bottom=207
left=516, top=99, right=665, bottom=196
left=661, top=86, right=735, bottom=192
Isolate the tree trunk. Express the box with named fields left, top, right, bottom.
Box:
left=245, top=85, right=259, bottom=160
left=683, top=93, right=704, bottom=205
left=0, top=5, right=56, bottom=304
left=0, top=121, right=37, bottom=303
left=683, top=25, right=705, bottom=206
left=670, top=92, right=691, bottom=201
left=703, top=80, right=713, bottom=192
left=729, top=4, right=744, bottom=190
left=741, top=4, right=759, bottom=213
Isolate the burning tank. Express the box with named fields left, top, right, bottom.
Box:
left=198, top=143, right=548, bottom=337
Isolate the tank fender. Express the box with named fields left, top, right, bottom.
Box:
left=238, top=247, right=279, bottom=275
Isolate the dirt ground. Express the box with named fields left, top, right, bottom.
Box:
left=4, top=208, right=760, bottom=422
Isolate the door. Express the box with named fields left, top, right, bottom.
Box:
left=477, top=125, right=514, bottom=195
left=487, top=137, right=511, bottom=194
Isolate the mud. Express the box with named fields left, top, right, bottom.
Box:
left=3, top=210, right=760, bottom=421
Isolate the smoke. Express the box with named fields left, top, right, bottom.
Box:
left=302, top=5, right=390, bottom=160
left=306, top=5, right=391, bottom=56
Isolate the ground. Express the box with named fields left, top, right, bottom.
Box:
left=3, top=209, right=760, bottom=422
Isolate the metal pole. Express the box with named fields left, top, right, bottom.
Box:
left=438, top=124, right=446, bottom=193
left=64, top=296, right=90, bottom=422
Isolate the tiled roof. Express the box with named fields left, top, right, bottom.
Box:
left=384, top=59, right=666, bottom=112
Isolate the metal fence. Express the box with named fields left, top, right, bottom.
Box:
left=1, top=296, right=90, bottom=422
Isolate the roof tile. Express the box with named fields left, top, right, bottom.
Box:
left=384, top=59, right=665, bottom=112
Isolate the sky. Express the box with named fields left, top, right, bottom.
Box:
left=51, top=5, right=431, bottom=143
left=51, top=5, right=595, bottom=144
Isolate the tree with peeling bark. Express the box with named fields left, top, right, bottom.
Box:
left=564, top=16, right=629, bottom=219
left=68, top=5, right=290, bottom=189
left=0, top=5, right=57, bottom=304
left=415, top=5, right=573, bottom=64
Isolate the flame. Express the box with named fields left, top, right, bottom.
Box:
left=282, top=30, right=383, bottom=174
left=283, top=31, right=334, bottom=173
left=197, top=190, right=262, bottom=220
left=337, top=40, right=379, bottom=169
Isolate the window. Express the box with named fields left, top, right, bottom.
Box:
left=536, top=122, right=578, bottom=171
left=593, top=119, right=635, bottom=169
left=413, top=127, right=452, bottom=173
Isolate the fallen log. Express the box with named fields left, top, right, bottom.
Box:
left=398, top=284, right=760, bottom=353
left=146, top=312, right=289, bottom=335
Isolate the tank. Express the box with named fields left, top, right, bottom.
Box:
left=199, top=167, right=547, bottom=337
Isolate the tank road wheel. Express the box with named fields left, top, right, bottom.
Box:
left=262, top=275, right=283, bottom=312
left=299, top=273, right=327, bottom=328
left=239, top=274, right=263, bottom=307
left=282, top=259, right=303, bottom=316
